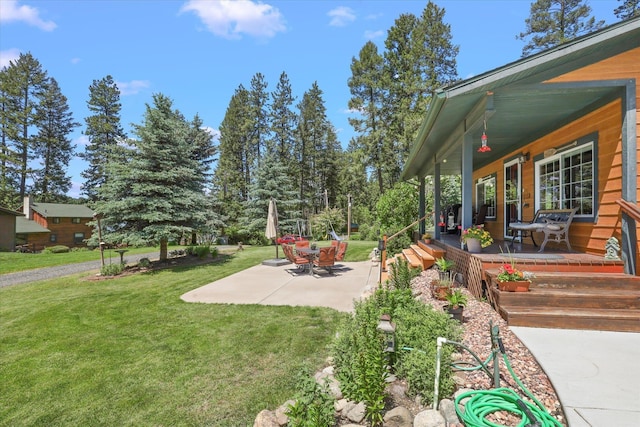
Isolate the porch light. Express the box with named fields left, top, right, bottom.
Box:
left=477, top=132, right=491, bottom=152
left=377, top=314, right=396, bottom=352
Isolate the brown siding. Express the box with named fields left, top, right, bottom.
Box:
left=473, top=47, right=640, bottom=267
left=26, top=214, right=93, bottom=251
left=0, top=214, right=17, bottom=251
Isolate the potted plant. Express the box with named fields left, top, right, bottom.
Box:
left=434, top=257, right=455, bottom=281
left=431, top=277, right=453, bottom=300
left=496, top=257, right=535, bottom=292
left=422, top=232, right=432, bottom=244
left=444, top=289, right=468, bottom=321
left=461, top=226, right=493, bottom=253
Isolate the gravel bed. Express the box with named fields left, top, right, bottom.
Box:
left=413, top=269, right=566, bottom=426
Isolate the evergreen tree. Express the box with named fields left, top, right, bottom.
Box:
left=268, top=71, right=297, bottom=164
left=242, top=152, right=300, bottom=239
left=247, top=73, right=269, bottom=172
left=94, top=93, right=209, bottom=261
left=0, top=52, right=48, bottom=200
left=614, top=0, right=640, bottom=19
left=517, top=0, right=605, bottom=56
left=80, top=75, right=126, bottom=201
left=31, top=78, right=79, bottom=201
left=213, top=85, right=251, bottom=225
left=0, top=72, right=21, bottom=208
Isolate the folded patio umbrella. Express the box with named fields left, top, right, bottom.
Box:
left=265, top=198, right=279, bottom=258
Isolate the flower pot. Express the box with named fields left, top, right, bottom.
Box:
left=466, top=238, right=482, bottom=253
left=498, top=280, right=531, bottom=292
left=444, top=305, right=464, bottom=322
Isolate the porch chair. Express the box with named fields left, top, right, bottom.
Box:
left=282, top=244, right=311, bottom=273
left=474, top=204, right=489, bottom=227
left=295, top=240, right=310, bottom=249
left=314, top=246, right=336, bottom=274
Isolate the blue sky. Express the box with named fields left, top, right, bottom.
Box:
left=0, top=0, right=618, bottom=198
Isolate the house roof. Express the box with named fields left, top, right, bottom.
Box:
left=30, top=202, right=94, bottom=218
left=0, top=206, right=23, bottom=216
left=16, top=217, right=50, bottom=234
left=402, top=17, right=640, bottom=179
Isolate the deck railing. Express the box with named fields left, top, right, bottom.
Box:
left=380, top=214, right=430, bottom=276
left=616, top=198, right=640, bottom=222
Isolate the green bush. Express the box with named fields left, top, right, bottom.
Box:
left=100, top=263, right=125, bottom=277
left=286, top=365, right=335, bottom=427
left=70, top=247, right=89, bottom=252
left=387, top=257, right=421, bottom=291
left=138, top=257, right=151, bottom=268
left=43, top=245, right=70, bottom=254
left=186, top=245, right=210, bottom=259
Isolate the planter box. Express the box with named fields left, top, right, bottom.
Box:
left=498, top=280, right=531, bottom=292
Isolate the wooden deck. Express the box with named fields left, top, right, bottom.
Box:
left=395, top=233, right=639, bottom=332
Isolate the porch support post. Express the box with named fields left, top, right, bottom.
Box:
left=434, top=162, right=442, bottom=240
left=621, top=80, right=637, bottom=275
left=419, top=177, right=426, bottom=235
left=461, top=133, right=474, bottom=232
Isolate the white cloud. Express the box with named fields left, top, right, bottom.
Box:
left=364, top=29, right=384, bottom=40
left=0, top=0, right=56, bottom=31
left=115, top=80, right=150, bottom=96
left=71, top=57, right=81, bottom=65
left=0, top=48, right=21, bottom=70
left=75, top=135, right=90, bottom=147
left=181, top=0, right=286, bottom=40
left=203, top=126, right=220, bottom=141
left=328, top=6, right=356, bottom=27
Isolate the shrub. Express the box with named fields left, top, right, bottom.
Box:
left=186, top=245, right=210, bottom=259
left=358, top=224, right=370, bottom=241
left=100, top=263, right=125, bottom=277
left=70, top=247, right=89, bottom=252
left=286, top=365, right=335, bottom=427
left=42, top=245, right=70, bottom=254
left=387, top=257, right=421, bottom=291
left=138, top=257, right=151, bottom=268
left=210, top=247, right=218, bottom=258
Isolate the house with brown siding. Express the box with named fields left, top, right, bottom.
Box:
left=17, top=196, right=94, bottom=251
left=0, top=206, right=23, bottom=251
left=402, top=17, right=639, bottom=276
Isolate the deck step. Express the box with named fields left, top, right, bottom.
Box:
left=417, top=240, right=446, bottom=259
left=530, top=272, right=640, bottom=290
left=503, top=307, right=640, bottom=333
left=402, top=249, right=423, bottom=269
left=410, top=244, right=435, bottom=269
left=495, top=287, right=640, bottom=309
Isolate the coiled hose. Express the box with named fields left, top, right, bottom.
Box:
left=454, top=353, right=562, bottom=427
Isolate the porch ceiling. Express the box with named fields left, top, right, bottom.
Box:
left=402, top=17, right=640, bottom=180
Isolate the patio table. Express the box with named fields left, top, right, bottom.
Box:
left=295, top=247, right=319, bottom=274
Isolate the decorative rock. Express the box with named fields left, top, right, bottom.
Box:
left=253, top=409, right=278, bottom=427
left=386, top=381, right=409, bottom=404
left=334, top=398, right=349, bottom=413
left=345, top=401, right=366, bottom=423
left=438, top=399, right=459, bottom=425
left=413, top=409, right=446, bottom=427
left=275, top=400, right=294, bottom=426
left=383, top=406, right=413, bottom=427
left=454, top=388, right=473, bottom=407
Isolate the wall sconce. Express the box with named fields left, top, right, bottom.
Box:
left=377, top=314, right=396, bottom=353
left=518, top=152, right=530, bottom=164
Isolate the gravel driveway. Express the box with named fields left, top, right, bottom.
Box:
left=0, top=252, right=159, bottom=288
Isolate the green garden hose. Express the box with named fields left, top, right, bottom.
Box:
left=453, top=353, right=562, bottom=427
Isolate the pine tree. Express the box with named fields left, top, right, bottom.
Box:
left=517, top=0, right=605, bottom=56
left=94, top=93, right=209, bottom=261
left=268, top=71, right=297, bottom=164
left=614, top=0, right=639, bottom=19
left=0, top=52, right=48, bottom=200
left=247, top=73, right=269, bottom=171
left=0, top=72, right=21, bottom=208
left=80, top=75, right=126, bottom=201
left=31, top=78, right=79, bottom=201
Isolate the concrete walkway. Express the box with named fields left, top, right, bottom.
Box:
left=181, top=260, right=379, bottom=312
left=511, top=327, right=640, bottom=427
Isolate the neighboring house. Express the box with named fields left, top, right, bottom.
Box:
left=402, top=17, right=639, bottom=274
left=18, top=196, right=95, bottom=251
left=0, top=206, right=23, bottom=251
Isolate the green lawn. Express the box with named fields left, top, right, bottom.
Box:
left=0, top=241, right=377, bottom=426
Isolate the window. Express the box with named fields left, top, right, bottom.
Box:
left=72, top=217, right=81, bottom=224
left=50, top=234, right=57, bottom=242
left=52, top=217, right=60, bottom=224
left=475, top=174, right=496, bottom=219
left=74, top=232, right=85, bottom=244
left=536, top=141, right=594, bottom=217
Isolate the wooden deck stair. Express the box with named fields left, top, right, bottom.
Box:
left=488, top=271, right=640, bottom=332
left=381, top=240, right=447, bottom=283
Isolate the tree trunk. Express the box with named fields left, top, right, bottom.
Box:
left=159, top=238, right=168, bottom=262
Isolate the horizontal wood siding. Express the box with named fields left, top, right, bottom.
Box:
left=25, top=214, right=93, bottom=251
left=473, top=47, right=640, bottom=268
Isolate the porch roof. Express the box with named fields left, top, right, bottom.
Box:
left=402, top=17, right=640, bottom=180
left=16, top=217, right=50, bottom=234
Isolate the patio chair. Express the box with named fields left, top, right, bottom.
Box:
left=314, top=246, right=336, bottom=274
left=474, top=204, right=488, bottom=227
left=295, top=240, right=310, bottom=249
left=335, top=241, right=348, bottom=262
left=282, top=244, right=311, bottom=272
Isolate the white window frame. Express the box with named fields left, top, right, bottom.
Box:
left=534, top=141, right=595, bottom=218
left=475, top=174, right=497, bottom=220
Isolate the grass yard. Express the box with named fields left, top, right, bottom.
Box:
left=0, top=241, right=377, bottom=426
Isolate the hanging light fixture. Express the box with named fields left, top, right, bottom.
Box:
left=477, top=116, right=491, bottom=153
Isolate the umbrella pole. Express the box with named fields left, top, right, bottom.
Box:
left=275, top=239, right=279, bottom=259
